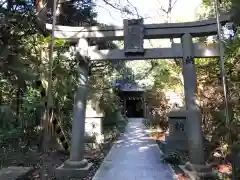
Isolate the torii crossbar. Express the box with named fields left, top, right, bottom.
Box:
left=46, top=13, right=230, bottom=61
left=46, top=13, right=230, bottom=40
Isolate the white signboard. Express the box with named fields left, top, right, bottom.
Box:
left=85, top=117, right=103, bottom=143
left=85, top=101, right=104, bottom=143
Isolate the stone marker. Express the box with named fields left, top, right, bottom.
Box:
left=0, top=166, right=33, bottom=180
left=163, top=110, right=188, bottom=154
left=124, top=18, right=144, bottom=55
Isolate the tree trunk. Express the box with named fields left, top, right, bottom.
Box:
left=39, top=45, right=56, bottom=151
left=16, top=83, right=20, bottom=126
left=0, top=83, right=2, bottom=106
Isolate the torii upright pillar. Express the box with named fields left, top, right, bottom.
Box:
left=55, top=38, right=92, bottom=180
left=181, top=33, right=205, bottom=165
left=181, top=33, right=213, bottom=178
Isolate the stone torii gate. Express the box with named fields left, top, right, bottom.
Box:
left=47, top=14, right=231, bottom=179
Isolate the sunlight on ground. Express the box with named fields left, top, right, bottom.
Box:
left=148, top=130, right=166, bottom=141
left=138, top=146, right=149, bottom=152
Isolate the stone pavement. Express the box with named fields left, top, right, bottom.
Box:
left=92, top=118, right=176, bottom=180
left=0, top=166, right=33, bottom=180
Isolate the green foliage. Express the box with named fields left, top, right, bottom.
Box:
left=15, top=0, right=26, bottom=5
left=196, top=33, right=240, bottom=168
left=201, top=0, right=240, bottom=26
left=0, top=0, right=105, bottom=159
left=39, top=36, right=67, bottom=48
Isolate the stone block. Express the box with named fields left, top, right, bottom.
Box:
left=163, top=110, right=188, bottom=154
left=0, top=166, right=33, bottom=180
left=55, top=162, right=92, bottom=180
left=179, top=162, right=216, bottom=180
left=124, top=18, right=144, bottom=54
left=162, top=139, right=188, bottom=153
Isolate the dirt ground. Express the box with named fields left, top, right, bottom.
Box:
left=1, top=143, right=111, bottom=180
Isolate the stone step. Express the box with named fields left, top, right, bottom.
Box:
left=0, top=166, right=33, bottom=180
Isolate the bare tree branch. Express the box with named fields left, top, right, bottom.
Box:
left=125, top=0, right=140, bottom=18
left=100, top=0, right=142, bottom=18
left=95, top=4, right=120, bottom=22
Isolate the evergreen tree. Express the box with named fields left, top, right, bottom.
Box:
left=57, top=0, right=98, bottom=26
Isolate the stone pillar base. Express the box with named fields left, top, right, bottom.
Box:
left=179, top=162, right=216, bottom=180
left=55, top=159, right=92, bottom=180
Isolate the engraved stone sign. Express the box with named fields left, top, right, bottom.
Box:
left=124, top=18, right=144, bottom=55
left=163, top=110, right=188, bottom=153
left=185, top=56, right=194, bottom=64
left=174, top=121, right=185, bottom=132
left=168, top=117, right=186, bottom=141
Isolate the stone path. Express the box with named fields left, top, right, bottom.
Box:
left=92, top=118, right=176, bottom=180
left=0, top=166, right=33, bottom=180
